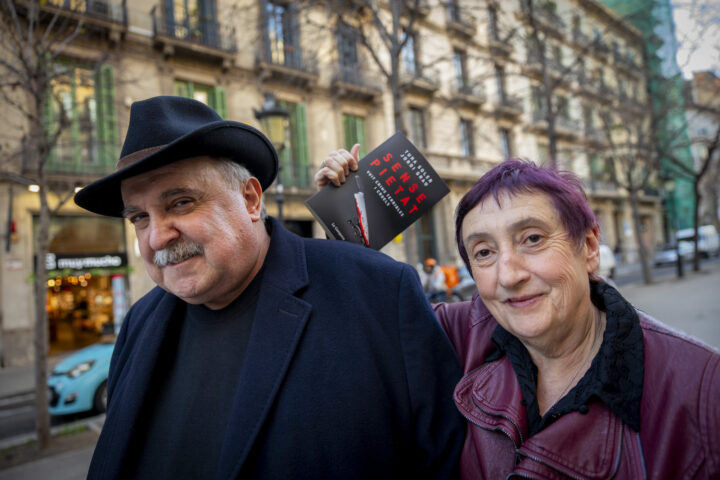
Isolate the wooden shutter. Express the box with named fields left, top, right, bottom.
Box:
left=293, top=103, right=309, bottom=187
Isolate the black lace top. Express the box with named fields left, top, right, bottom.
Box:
left=488, top=281, right=644, bottom=437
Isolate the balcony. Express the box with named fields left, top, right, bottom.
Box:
left=446, top=6, right=476, bottom=37
left=613, top=51, right=641, bottom=76
left=400, top=65, right=440, bottom=96
left=584, top=127, right=607, bottom=147
left=151, top=5, right=236, bottom=68
left=331, top=64, right=384, bottom=102
left=29, top=0, right=127, bottom=42
left=493, top=95, right=523, bottom=119
left=402, top=0, right=431, bottom=17
left=488, top=34, right=513, bottom=58
left=451, top=83, right=485, bottom=109
left=518, top=0, right=565, bottom=38
left=256, top=42, right=319, bottom=90
left=591, top=38, right=610, bottom=61
left=530, top=109, right=579, bottom=140
left=572, top=28, right=591, bottom=49
left=24, top=140, right=117, bottom=179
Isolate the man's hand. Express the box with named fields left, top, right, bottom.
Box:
left=314, top=143, right=360, bottom=190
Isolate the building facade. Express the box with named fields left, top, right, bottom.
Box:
left=0, top=0, right=663, bottom=365
left=685, top=71, right=720, bottom=229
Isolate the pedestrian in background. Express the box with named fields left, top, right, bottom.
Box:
left=418, top=258, right=447, bottom=303
left=74, top=96, right=465, bottom=479
left=318, top=151, right=720, bottom=479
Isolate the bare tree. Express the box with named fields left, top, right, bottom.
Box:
left=0, top=0, right=116, bottom=448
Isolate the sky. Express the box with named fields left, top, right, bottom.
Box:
left=672, top=0, right=720, bottom=79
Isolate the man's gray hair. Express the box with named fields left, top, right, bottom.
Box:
left=213, top=158, right=267, bottom=220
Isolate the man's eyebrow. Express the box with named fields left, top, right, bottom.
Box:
left=121, top=206, right=140, bottom=219
left=159, top=187, right=203, bottom=201
left=121, top=188, right=203, bottom=218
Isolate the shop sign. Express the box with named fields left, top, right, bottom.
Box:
left=45, top=253, right=128, bottom=270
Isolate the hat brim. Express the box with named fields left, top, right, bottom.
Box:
left=74, top=121, right=278, bottom=217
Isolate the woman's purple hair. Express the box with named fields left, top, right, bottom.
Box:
left=455, top=159, right=597, bottom=272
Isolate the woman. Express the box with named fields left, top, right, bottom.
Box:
left=317, top=152, right=720, bottom=479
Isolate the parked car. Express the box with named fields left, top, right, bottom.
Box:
left=48, top=340, right=114, bottom=415
left=653, top=242, right=694, bottom=266
left=598, top=244, right=616, bottom=279
left=675, top=225, right=720, bottom=258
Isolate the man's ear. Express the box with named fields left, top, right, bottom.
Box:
left=243, top=177, right=264, bottom=221
left=585, top=226, right=601, bottom=274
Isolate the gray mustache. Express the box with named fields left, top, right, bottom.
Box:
left=154, top=241, right=203, bottom=267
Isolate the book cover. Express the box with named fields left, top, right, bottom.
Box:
left=305, top=132, right=450, bottom=250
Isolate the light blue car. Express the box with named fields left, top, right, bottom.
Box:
left=48, top=340, right=114, bottom=415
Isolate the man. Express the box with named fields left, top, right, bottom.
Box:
left=74, top=96, right=464, bottom=479
left=418, top=258, right=447, bottom=303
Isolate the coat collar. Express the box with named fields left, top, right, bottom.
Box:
left=215, top=217, right=313, bottom=479
left=455, top=356, right=628, bottom=479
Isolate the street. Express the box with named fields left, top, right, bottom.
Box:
left=0, top=258, right=718, bottom=478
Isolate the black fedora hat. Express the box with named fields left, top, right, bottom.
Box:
left=74, top=96, right=278, bottom=217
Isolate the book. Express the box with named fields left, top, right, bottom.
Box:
left=305, top=132, right=450, bottom=250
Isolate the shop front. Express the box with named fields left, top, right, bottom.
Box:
left=37, top=215, right=129, bottom=355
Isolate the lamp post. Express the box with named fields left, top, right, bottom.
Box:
left=254, top=93, right=289, bottom=224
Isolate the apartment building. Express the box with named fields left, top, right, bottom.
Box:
left=0, top=0, right=663, bottom=364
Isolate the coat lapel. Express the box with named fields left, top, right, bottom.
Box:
left=92, top=291, right=181, bottom=477
left=215, top=219, right=312, bottom=479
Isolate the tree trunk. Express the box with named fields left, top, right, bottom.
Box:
left=691, top=177, right=702, bottom=271
left=34, top=167, right=51, bottom=449
left=628, top=185, right=653, bottom=284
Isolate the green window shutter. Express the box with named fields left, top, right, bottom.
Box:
left=355, top=116, right=366, bottom=157
left=174, top=80, right=190, bottom=98
left=95, top=64, right=118, bottom=173
left=69, top=68, right=82, bottom=170
left=293, top=103, right=309, bottom=187
left=210, top=86, right=227, bottom=118
left=343, top=114, right=353, bottom=150
left=343, top=114, right=366, bottom=157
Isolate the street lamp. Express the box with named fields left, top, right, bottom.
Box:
left=254, top=93, right=289, bottom=224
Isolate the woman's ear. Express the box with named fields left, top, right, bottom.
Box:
left=585, top=226, right=601, bottom=274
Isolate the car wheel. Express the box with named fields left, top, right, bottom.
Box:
left=94, top=381, right=108, bottom=413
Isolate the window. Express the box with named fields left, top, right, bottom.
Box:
left=408, top=107, right=427, bottom=150
left=279, top=101, right=311, bottom=188
left=174, top=80, right=226, bottom=118
left=167, top=0, right=217, bottom=47
left=552, top=45, right=563, bottom=68
left=337, top=25, right=359, bottom=81
left=557, top=96, right=570, bottom=120
left=417, top=211, right=438, bottom=262
left=495, top=65, right=506, bottom=103
left=453, top=50, right=467, bottom=89
left=460, top=119, right=474, bottom=157
left=447, top=0, right=460, bottom=22
left=488, top=6, right=499, bottom=41
left=265, top=1, right=300, bottom=68
left=45, top=62, right=117, bottom=174
left=343, top=114, right=367, bottom=158
left=583, top=105, right=594, bottom=131
left=537, top=143, right=549, bottom=164
left=499, top=128, right=512, bottom=158
left=401, top=31, right=418, bottom=75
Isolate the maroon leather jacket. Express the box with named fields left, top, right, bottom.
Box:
left=434, top=294, right=720, bottom=479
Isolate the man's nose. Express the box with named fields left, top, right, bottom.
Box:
left=147, top=216, right=179, bottom=252
left=497, top=249, right=529, bottom=288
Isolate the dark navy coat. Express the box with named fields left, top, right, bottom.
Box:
left=88, top=218, right=465, bottom=479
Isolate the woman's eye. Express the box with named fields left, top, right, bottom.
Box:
left=526, top=234, right=542, bottom=244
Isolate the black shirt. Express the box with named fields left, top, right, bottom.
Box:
left=131, top=270, right=263, bottom=479
left=488, top=281, right=644, bottom=437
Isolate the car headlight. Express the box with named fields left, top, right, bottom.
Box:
left=68, top=361, right=95, bottom=378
